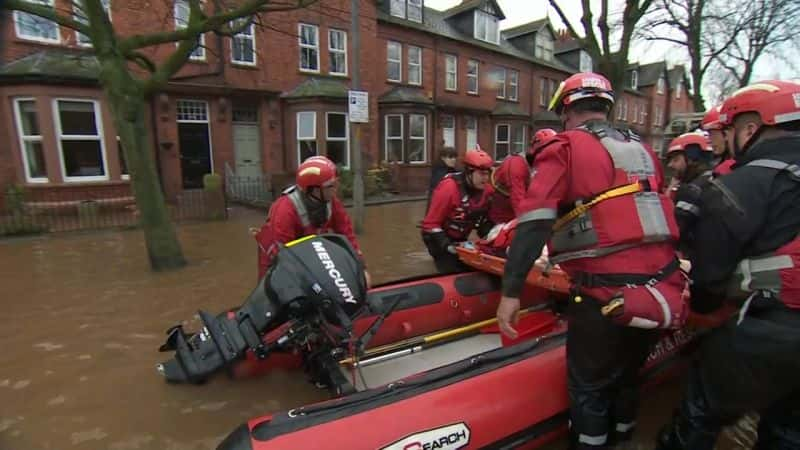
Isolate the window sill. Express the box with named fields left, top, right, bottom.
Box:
left=23, top=179, right=131, bottom=188
left=387, top=79, right=403, bottom=84
left=14, top=36, right=63, bottom=47
left=467, top=92, right=479, bottom=97
left=329, top=73, right=349, bottom=78
left=231, top=62, right=259, bottom=70
left=445, top=89, right=458, bottom=93
left=385, top=162, right=430, bottom=167
left=299, top=68, right=322, bottom=75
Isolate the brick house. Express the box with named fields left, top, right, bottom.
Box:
left=0, top=0, right=695, bottom=204
left=556, top=36, right=696, bottom=155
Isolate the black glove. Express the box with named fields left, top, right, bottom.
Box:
left=475, top=216, right=495, bottom=239
left=422, top=231, right=452, bottom=258
left=689, top=284, right=725, bottom=314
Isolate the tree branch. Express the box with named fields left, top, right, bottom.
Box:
left=120, top=0, right=318, bottom=52
left=5, top=0, right=91, bottom=35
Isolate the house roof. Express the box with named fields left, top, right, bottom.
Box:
left=491, top=101, right=529, bottom=117
left=636, top=61, right=666, bottom=87
left=668, top=65, right=688, bottom=88
left=281, top=77, right=349, bottom=99
left=531, top=110, right=559, bottom=123
left=378, top=86, right=434, bottom=105
left=377, top=7, right=573, bottom=74
left=0, top=50, right=100, bottom=84
left=443, top=0, right=505, bottom=20
left=554, top=38, right=582, bottom=54
left=501, top=18, right=549, bottom=40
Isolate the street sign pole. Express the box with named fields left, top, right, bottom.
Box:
left=349, top=0, right=365, bottom=233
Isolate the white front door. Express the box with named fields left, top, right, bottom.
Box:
left=233, top=124, right=261, bottom=178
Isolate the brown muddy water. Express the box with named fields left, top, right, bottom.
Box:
left=0, top=201, right=755, bottom=449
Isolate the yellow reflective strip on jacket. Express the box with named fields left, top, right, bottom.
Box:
left=490, top=170, right=509, bottom=197
left=552, top=182, right=644, bottom=231
left=286, top=234, right=317, bottom=247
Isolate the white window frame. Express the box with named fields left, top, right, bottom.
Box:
left=53, top=98, right=109, bottom=183
left=535, top=32, right=554, bottom=62
left=298, top=23, right=320, bottom=73
left=631, top=103, right=637, bottom=124
left=579, top=51, right=592, bottom=72
left=676, top=80, right=683, bottom=99
left=539, top=78, right=548, bottom=106
left=474, top=10, right=499, bottom=45
left=14, top=0, right=60, bottom=44
left=230, top=18, right=256, bottom=65
left=622, top=99, right=628, bottom=121
left=654, top=106, right=663, bottom=126
left=408, top=114, right=427, bottom=164
left=511, top=123, right=526, bottom=155
left=494, top=123, right=510, bottom=162
left=441, top=114, right=455, bottom=148
left=508, top=70, right=519, bottom=101
left=639, top=105, right=646, bottom=124
left=407, top=0, right=422, bottom=23
left=328, top=29, right=348, bottom=76
left=296, top=111, right=317, bottom=165
left=385, top=114, right=404, bottom=162
left=387, top=41, right=402, bottom=82
left=325, top=112, right=349, bottom=168
left=75, top=0, right=111, bottom=47
left=175, top=0, right=205, bottom=61
left=445, top=54, right=457, bottom=91
left=496, top=68, right=506, bottom=99
left=465, top=116, right=478, bottom=152
left=391, top=0, right=422, bottom=22
left=657, top=76, right=665, bottom=95
left=631, top=70, right=639, bottom=89
left=389, top=0, right=406, bottom=19
left=467, top=59, right=479, bottom=94
left=13, top=98, right=48, bottom=183
left=408, top=45, right=422, bottom=85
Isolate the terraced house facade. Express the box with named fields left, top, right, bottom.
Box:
left=0, top=0, right=695, bottom=202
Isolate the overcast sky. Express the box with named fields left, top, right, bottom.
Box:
left=426, top=0, right=798, bottom=97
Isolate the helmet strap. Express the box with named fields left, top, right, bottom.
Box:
left=733, top=124, right=764, bottom=157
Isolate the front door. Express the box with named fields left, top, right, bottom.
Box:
left=178, top=122, right=212, bottom=189
left=233, top=124, right=261, bottom=178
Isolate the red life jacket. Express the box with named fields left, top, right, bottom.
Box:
left=442, top=173, right=490, bottom=239
left=256, top=186, right=333, bottom=274
left=283, top=185, right=332, bottom=232
left=549, top=125, right=679, bottom=266
left=725, top=159, right=800, bottom=309
left=491, top=154, right=528, bottom=197
left=489, top=154, right=528, bottom=224
left=548, top=124, right=685, bottom=329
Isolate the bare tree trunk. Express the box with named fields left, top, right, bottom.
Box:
left=99, top=57, right=186, bottom=271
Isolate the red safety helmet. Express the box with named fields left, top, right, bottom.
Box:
left=549, top=72, right=615, bottom=114
left=296, top=155, right=337, bottom=190
left=463, top=148, right=494, bottom=171
left=666, top=132, right=712, bottom=160
left=701, top=105, right=723, bottom=131
left=532, top=128, right=557, bottom=145
left=719, top=80, right=800, bottom=127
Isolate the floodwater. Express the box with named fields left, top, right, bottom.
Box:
left=0, top=201, right=755, bottom=449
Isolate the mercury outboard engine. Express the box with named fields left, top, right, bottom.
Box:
left=156, top=234, right=367, bottom=385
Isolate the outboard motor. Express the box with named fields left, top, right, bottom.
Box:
left=157, top=234, right=368, bottom=384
